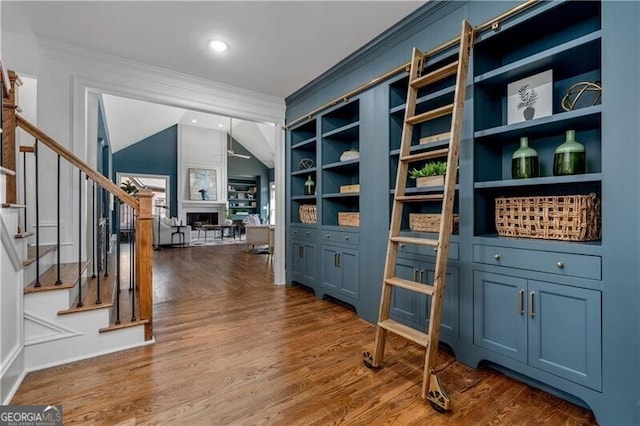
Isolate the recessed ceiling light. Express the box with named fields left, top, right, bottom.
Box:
left=191, top=119, right=198, bottom=123
left=218, top=124, right=224, bottom=128
left=209, top=40, right=228, bottom=52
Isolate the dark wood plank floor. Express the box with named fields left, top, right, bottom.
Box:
left=12, top=244, right=598, bottom=425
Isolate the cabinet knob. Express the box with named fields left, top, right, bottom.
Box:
left=305, top=231, right=310, bottom=236
left=325, top=234, right=330, bottom=239
left=399, top=243, right=406, bottom=248
left=293, top=230, right=297, bottom=234
left=344, top=236, right=349, bottom=241
left=556, top=261, right=564, bottom=269
left=494, top=253, right=501, bottom=261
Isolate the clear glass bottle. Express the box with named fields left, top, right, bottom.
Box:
left=553, top=130, right=585, bottom=176
left=511, top=136, right=539, bottom=179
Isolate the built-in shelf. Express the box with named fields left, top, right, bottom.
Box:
left=291, top=168, right=317, bottom=176
left=390, top=138, right=451, bottom=156
left=390, top=85, right=456, bottom=115
left=322, top=121, right=359, bottom=138
left=292, top=195, right=317, bottom=201
left=292, top=137, right=317, bottom=150
left=323, top=193, right=360, bottom=199
left=322, top=159, right=360, bottom=170
left=475, top=173, right=602, bottom=189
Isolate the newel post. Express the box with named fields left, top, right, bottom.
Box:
left=2, top=70, right=20, bottom=204
left=135, top=189, right=154, bottom=340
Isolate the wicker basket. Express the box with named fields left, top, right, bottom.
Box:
left=338, top=212, right=359, bottom=227
left=495, top=193, right=601, bottom=241
left=409, top=213, right=459, bottom=233
left=299, top=204, right=317, bottom=224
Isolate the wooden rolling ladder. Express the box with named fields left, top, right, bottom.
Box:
left=363, top=20, right=474, bottom=412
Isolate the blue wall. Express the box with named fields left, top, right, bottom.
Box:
left=113, top=125, right=178, bottom=215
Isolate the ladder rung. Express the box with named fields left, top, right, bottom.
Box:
left=406, top=104, right=454, bottom=126
left=391, top=236, right=438, bottom=247
left=385, top=277, right=435, bottom=295
left=401, top=147, right=449, bottom=163
left=419, top=132, right=451, bottom=145
left=396, top=194, right=444, bottom=202
left=378, top=319, right=428, bottom=347
left=411, top=61, right=459, bottom=89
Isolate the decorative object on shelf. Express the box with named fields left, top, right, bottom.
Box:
left=188, top=168, right=217, bottom=201
left=507, top=69, right=553, bottom=124
left=561, top=81, right=602, bottom=112
left=495, top=193, right=601, bottom=241
left=298, top=157, right=315, bottom=170
left=553, top=130, right=585, bottom=176
left=304, top=175, right=315, bottom=195
left=340, top=149, right=360, bottom=161
left=338, top=212, right=359, bottom=227
left=410, top=161, right=447, bottom=187
left=409, top=213, right=459, bottom=234
left=511, top=136, right=539, bottom=179
left=339, top=184, right=360, bottom=194
left=299, top=204, right=317, bottom=224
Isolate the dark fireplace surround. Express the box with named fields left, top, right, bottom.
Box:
left=186, top=212, right=219, bottom=227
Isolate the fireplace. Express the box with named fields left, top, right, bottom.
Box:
left=186, top=212, right=219, bottom=227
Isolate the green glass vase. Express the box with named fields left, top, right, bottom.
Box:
left=511, top=137, right=539, bottom=179
left=553, top=130, right=585, bottom=176
left=304, top=175, right=315, bottom=195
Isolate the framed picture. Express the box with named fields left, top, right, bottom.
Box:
left=188, top=168, right=217, bottom=201
left=507, top=69, right=553, bottom=124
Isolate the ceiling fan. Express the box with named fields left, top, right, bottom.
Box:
left=227, top=117, right=251, bottom=159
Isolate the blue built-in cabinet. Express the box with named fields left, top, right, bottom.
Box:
left=285, top=1, right=640, bottom=424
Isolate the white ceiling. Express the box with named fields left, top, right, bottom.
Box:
left=2, top=1, right=426, bottom=168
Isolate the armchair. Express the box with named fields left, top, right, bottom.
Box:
left=243, top=215, right=274, bottom=253
left=153, top=217, right=192, bottom=247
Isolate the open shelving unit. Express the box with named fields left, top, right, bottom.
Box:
left=227, top=177, right=258, bottom=216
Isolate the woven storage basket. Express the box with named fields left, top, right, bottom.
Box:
left=299, top=204, right=317, bottom=224
left=495, top=193, right=601, bottom=241
left=338, top=212, right=359, bottom=227
left=409, top=213, right=459, bottom=233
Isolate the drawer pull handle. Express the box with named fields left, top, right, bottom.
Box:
left=556, top=261, right=564, bottom=269
left=529, top=291, right=535, bottom=318
left=494, top=253, right=501, bottom=261
left=518, top=289, right=524, bottom=316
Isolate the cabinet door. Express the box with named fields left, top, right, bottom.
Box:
left=390, top=258, right=424, bottom=328
left=321, top=246, right=340, bottom=290
left=338, top=248, right=359, bottom=299
left=291, top=241, right=305, bottom=276
left=474, top=271, right=527, bottom=363
left=424, top=266, right=459, bottom=338
left=528, top=280, right=602, bottom=391
left=302, top=243, right=317, bottom=283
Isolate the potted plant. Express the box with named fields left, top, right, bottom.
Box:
left=410, top=161, right=447, bottom=187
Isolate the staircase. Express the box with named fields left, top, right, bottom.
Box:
left=1, top=69, right=154, bottom=404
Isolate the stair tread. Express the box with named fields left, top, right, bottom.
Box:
left=406, top=104, right=454, bottom=126
left=24, top=259, right=90, bottom=293
left=15, top=231, right=34, bottom=239
left=391, top=236, right=438, bottom=247
left=396, top=194, right=444, bottom=202
left=2, top=203, right=27, bottom=209
left=23, top=244, right=56, bottom=267
left=99, top=318, right=149, bottom=334
left=58, top=271, right=117, bottom=315
left=401, top=147, right=449, bottom=162
left=378, top=319, right=428, bottom=347
left=385, top=277, right=435, bottom=295
left=411, top=61, right=458, bottom=89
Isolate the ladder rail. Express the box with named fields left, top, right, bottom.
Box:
left=422, top=19, right=474, bottom=402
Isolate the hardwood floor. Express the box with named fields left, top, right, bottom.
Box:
left=12, top=244, right=598, bottom=425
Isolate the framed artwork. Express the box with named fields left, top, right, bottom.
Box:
left=507, top=69, right=553, bottom=124
left=188, top=168, right=217, bottom=201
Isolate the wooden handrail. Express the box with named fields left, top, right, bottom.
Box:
left=15, top=114, right=139, bottom=209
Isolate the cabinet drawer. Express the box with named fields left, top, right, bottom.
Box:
left=290, top=226, right=316, bottom=240
left=398, top=241, right=459, bottom=260
left=321, top=229, right=359, bottom=245
left=473, top=245, right=601, bottom=280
